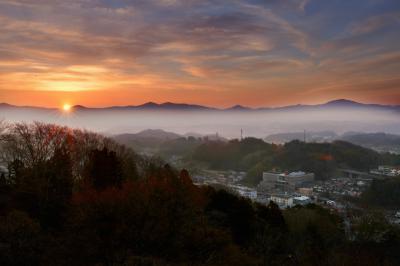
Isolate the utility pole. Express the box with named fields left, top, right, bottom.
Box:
left=241, top=128, right=243, bottom=141
left=304, top=129, right=306, bottom=143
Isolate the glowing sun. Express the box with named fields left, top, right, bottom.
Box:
left=62, top=103, right=72, bottom=112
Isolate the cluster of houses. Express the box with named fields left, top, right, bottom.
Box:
left=370, top=165, right=400, bottom=177
left=193, top=169, right=316, bottom=208
left=193, top=165, right=400, bottom=210
left=192, top=170, right=247, bottom=185
left=313, top=178, right=369, bottom=198
left=255, top=171, right=315, bottom=208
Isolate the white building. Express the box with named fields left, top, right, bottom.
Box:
left=293, top=196, right=311, bottom=206
left=270, top=194, right=294, bottom=209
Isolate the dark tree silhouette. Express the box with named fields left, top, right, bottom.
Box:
left=84, top=147, right=123, bottom=190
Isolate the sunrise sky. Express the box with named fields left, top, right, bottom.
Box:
left=0, top=0, right=399, bottom=108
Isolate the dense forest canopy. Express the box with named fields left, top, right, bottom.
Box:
left=362, top=178, right=400, bottom=208
left=0, top=122, right=399, bottom=265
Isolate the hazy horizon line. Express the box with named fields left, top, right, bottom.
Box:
left=2, top=98, right=399, bottom=110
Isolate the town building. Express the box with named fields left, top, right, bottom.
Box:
left=258, top=171, right=314, bottom=193
left=297, top=187, right=313, bottom=196
left=269, top=194, right=294, bottom=208
left=293, top=196, right=311, bottom=206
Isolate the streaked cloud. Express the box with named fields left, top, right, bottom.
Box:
left=349, top=12, right=400, bottom=35
left=0, top=0, right=399, bottom=107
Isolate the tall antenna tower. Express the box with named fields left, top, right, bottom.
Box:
left=303, top=129, right=306, bottom=143
left=241, top=128, right=243, bottom=141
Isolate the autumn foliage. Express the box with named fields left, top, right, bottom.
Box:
left=0, top=123, right=399, bottom=265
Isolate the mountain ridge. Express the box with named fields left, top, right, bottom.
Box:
left=1, top=99, right=399, bottom=112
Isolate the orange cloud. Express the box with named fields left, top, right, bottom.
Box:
left=0, top=0, right=399, bottom=107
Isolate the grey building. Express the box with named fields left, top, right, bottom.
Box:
left=258, top=171, right=314, bottom=193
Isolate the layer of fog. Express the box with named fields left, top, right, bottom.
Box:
left=1, top=108, right=400, bottom=139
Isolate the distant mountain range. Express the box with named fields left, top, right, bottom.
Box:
left=1, top=99, right=399, bottom=112
left=3, top=99, right=400, bottom=140
left=340, top=132, right=400, bottom=153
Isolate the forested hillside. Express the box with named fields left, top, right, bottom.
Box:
left=191, top=138, right=400, bottom=185
left=0, top=123, right=399, bottom=265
